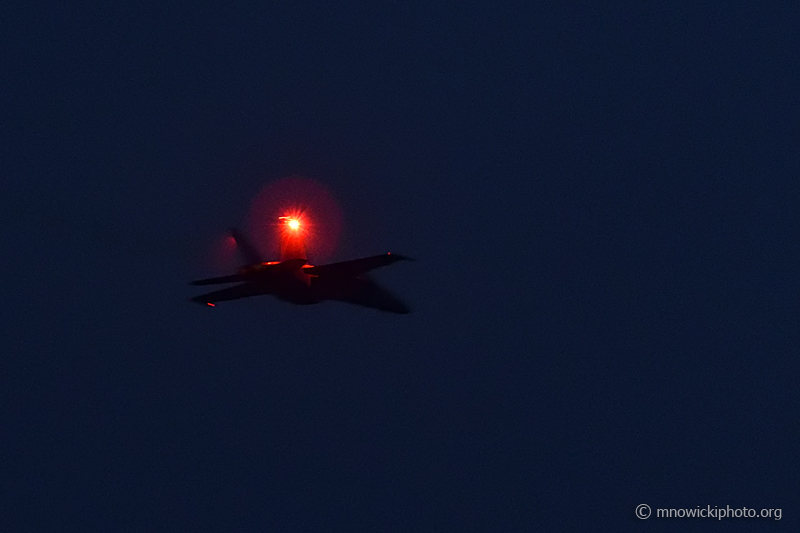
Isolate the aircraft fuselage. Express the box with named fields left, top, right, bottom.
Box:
left=190, top=228, right=412, bottom=313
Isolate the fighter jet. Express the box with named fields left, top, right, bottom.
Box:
left=190, top=217, right=412, bottom=313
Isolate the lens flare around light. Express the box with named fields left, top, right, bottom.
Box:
left=246, top=176, right=343, bottom=263
left=279, top=216, right=302, bottom=231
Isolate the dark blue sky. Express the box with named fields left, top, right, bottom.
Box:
left=3, top=2, right=798, bottom=530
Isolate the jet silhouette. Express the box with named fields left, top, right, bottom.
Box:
left=190, top=222, right=412, bottom=314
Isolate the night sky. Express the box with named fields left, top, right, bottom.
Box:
left=3, top=2, right=798, bottom=531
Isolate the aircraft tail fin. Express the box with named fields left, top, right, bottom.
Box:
left=229, top=228, right=263, bottom=265
left=279, top=224, right=308, bottom=261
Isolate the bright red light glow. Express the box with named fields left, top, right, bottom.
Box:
left=246, top=176, right=343, bottom=263
left=277, top=212, right=308, bottom=260
left=279, top=215, right=303, bottom=232
left=206, top=302, right=215, bottom=307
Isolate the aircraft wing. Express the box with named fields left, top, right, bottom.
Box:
left=312, top=276, right=410, bottom=314
left=190, top=281, right=271, bottom=306
left=190, top=273, right=249, bottom=286
left=304, top=253, right=412, bottom=279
